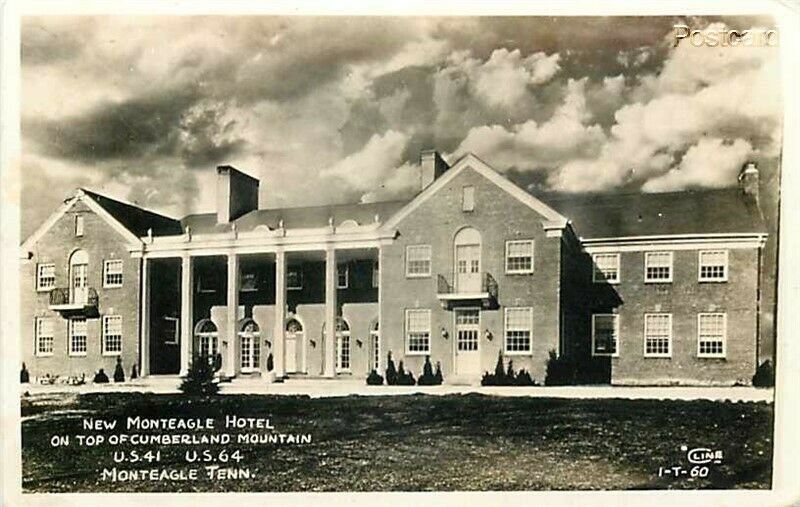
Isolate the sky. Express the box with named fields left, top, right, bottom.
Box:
left=20, top=15, right=781, bottom=238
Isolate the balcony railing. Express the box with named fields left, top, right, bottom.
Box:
left=436, top=272, right=498, bottom=309
left=49, top=287, right=99, bottom=316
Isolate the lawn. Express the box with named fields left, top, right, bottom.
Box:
left=20, top=392, right=773, bottom=492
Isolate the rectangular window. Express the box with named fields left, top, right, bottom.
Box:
left=644, top=313, right=672, bottom=357
left=699, top=250, right=728, bottom=282
left=287, top=267, right=303, bottom=290
left=35, top=317, right=54, bottom=356
left=337, top=264, right=349, bottom=289
left=505, top=307, right=533, bottom=354
left=102, top=315, right=123, bottom=355
left=406, top=245, right=432, bottom=277
left=75, top=215, right=84, bottom=237
left=698, top=313, right=726, bottom=358
left=592, top=314, right=619, bottom=356
left=505, top=240, right=534, bottom=274
left=462, top=185, right=475, bottom=211
left=645, top=251, right=673, bottom=283
left=372, top=261, right=379, bottom=288
left=405, top=309, right=431, bottom=354
left=593, top=253, right=620, bottom=283
left=103, top=259, right=124, bottom=288
left=69, top=318, right=88, bottom=356
left=36, top=263, right=56, bottom=291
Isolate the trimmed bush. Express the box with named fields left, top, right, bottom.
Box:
left=179, top=353, right=219, bottom=395
left=130, top=363, right=138, bottom=380
left=396, top=361, right=416, bottom=385
left=385, top=352, right=398, bottom=385
left=266, top=353, right=274, bottom=373
left=752, top=360, right=775, bottom=387
left=93, top=369, right=110, bottom=384
left=418, top=356, right=443, bottom=385
left=545, top=349, right=576, bottom=386
left=515, top=369, right=536, bottom=386
left=113, top=357, right=125, bottom=382
left=482, top=352, right=539, bottom=386
left=366, top=369, right=384, bottom=385
left=20, top=363, right=29, bottom=384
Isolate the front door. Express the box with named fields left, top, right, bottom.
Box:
left=240, top=333, right=260, bottom=372
left=456, top=244, right=481, bottom=293
left=455, top=309, right=481, bottom=376
left=71, top=263, right=88, bottom=303
left=285, top=330, right=298, bottom=373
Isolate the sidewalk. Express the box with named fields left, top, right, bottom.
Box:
left=20, top=377, right=775, bottom=402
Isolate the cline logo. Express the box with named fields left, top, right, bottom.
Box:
left=674, top=24, right=778, bottom=47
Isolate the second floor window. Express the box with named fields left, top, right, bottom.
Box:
left=36, top=263, right=56, bottom=291
left=505, top=240, right=534, bottom=274
left=699, top=250, right=728, bottom=282
left=645, top=252, right=673, bottom=283
left=593, top=253, right=620, bottom=283
left=103, top=260, right=124, bottom=288
left=337, top=264, right=349, bottom=289
left=406, top=245, right=432, bottom=277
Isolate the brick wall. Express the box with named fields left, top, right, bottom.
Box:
left=21, top=200, right=141, bottom=381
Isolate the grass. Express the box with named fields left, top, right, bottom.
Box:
left=21, top=392, right=773, bottom=492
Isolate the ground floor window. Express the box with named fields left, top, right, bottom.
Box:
left=335, top=318, right=351, bottom=372
left=239, top=319, right=260, bottom=372
left=406, top=309, right=431, bottom=354
left=644, top=313, right=671, bottom=357
left=102, top=315, right=123, bottom=355
left=592, top=314, right=619, bottom=356
left=69, top=317, right=87, bottom=356
left=698, top=313, right=726, bottom=358
left=35, top=317, right=54, bottom=356
left=194, top=319, right=218, bottom=357
left=504, top=307, right=532, bottom=353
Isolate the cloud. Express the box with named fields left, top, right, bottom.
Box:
left=641, top=138, right=753, bottom=192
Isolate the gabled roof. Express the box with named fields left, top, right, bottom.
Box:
left=381, top=153, right=568, bottom=231
left=181, top=200, right=410, bottom=234
left=538, top=188, right=766, bottom=239
left=21, top=188, right=182, bottom=250
left=81, top=190, right=183, bottom=237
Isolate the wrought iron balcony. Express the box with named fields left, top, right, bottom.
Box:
left=436, top=272, right=498, bottom=310
left=48, top=287, right=99, bottom=317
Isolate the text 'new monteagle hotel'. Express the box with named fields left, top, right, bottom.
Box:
left=20, top=150, right=770, bottom=386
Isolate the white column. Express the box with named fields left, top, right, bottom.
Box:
left=140, top=258, right=151, bottom=377
left=324, top=247, right=337, bottom=378
left=376, top=247, right=383, bottom=374
left=225, top=252, right=239, bottom=378
left=273, top=250, right=286, bottom=378
left=179, top=254, right=194, bottom=376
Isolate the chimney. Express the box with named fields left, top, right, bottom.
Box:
left=217, top=165, right=259, bottom=224
left=738, top=161, right=759, bottom=203
left=420, top=150, right=450, bottom=190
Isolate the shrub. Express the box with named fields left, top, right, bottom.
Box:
left=130, top=363, right=138, bottom=380
left=385, top=352, right=398, bottom=385
left=544, top=349, right=576, bottom=386
left=481, top=352, right=539, bottom=386
left=113, top=357, right=125, bottom=382
left=179, top=353, right=219, bottom=395
left=93, top=369, right=110, bottom=384
left=266, top=353, right=274, bottom=373
left=366, top=369, right=384, bottom=385
left=752, top=360, right=775, bottom=387
left=515, top=369, right=536, bottom=386
left=20, top=363, right=29, bottom=384
left=418, top=356, right=443, bottom=385
left=396, top=361, right=416, bottom=386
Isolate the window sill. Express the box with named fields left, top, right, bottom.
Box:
left=504, top=350, right=534, bottom=356
left=69, top=353, right=88, bottom=357
left=592, top=353, right=619, bottom=358
left=592, top=280, right=620, bottom=285
left=698, top=279, right=728, bottom=283
left=36, top=288, right=55, bottom=293
left=643, top=355, right=672, bottom=359
left=698, top=355, right=726, bottom=360
left=505, top=271, right=534, bottom=276
left=644, top=280, right=673, bottom=284
left=405, top=274, right=431, bottom=279
left=35, top=352, right=54, bottom=357
left=103, top=285, right=123, bottom=289
left=405, top=351, right=430, bottom=356
left=102, top=352, right=122, bottom=357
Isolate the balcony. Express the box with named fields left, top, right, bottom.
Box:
left=436, top=272, right=498, bottom=310
left=49, top=287, right=99, bottom=317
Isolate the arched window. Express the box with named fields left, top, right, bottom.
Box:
left=238, top=319, right=261, bottom=372
left=194, top=319, right=219, bottom=357
left=286, top=318, right=303, bottom=333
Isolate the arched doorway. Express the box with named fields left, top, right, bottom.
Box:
left=239, top=319, right=261, bottom=372
left=69, top=249, right=89, bottom=304
left=194, top=319, right=219, bottom=357
left=454, top=227, right=482, bottom=293
left=369, top=320, right=380, bottom=373
left=285, top=317, right=304, bottom=373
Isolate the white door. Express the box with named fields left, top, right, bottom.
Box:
left=285, top=331, right=298, bottom=373
left=71, top=263, right=88, bottom=303
left=456, top=244, right=481, bottom=293
left=455, top=309, right=481, bottom=376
